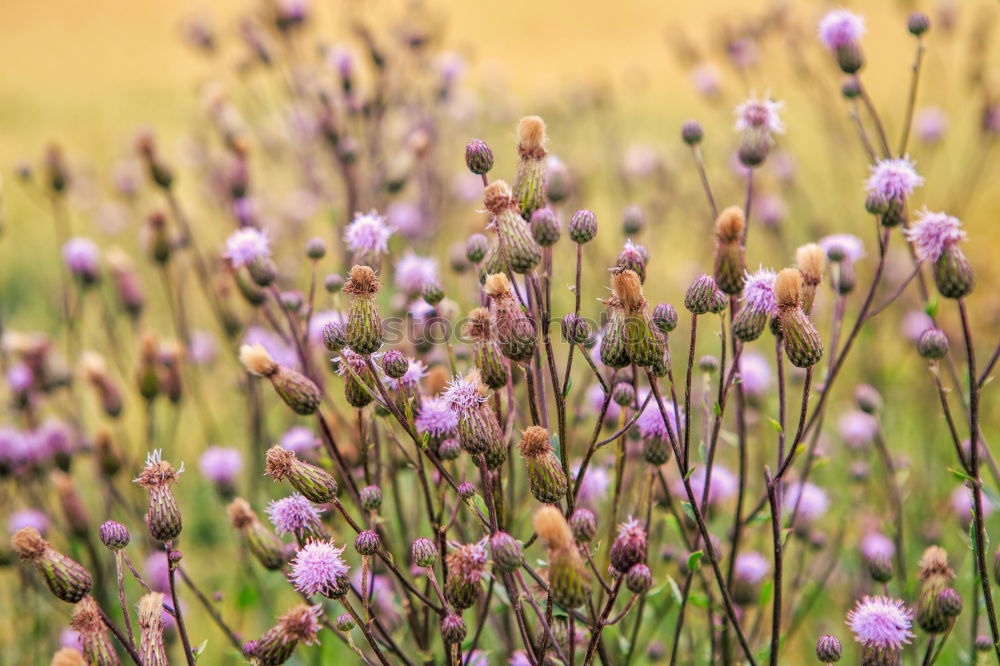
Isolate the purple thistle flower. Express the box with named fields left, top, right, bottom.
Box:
left=145, top=552, right=171, bottom=592
left=820, top=234, right=865, bottom=262
left=903, top=209, right=966, bottom=263
left=7, top=508, right=49, bottom=535
left=755, top=193, right=786, bottom=228
left=62, top=238, right=100, bottom=278
left=860, top=532, right=895, bottom=560
left=865, top=157, right=923, bottom=202
left=223, top=228, right=270, bottom=268
left=678, top=466, right=738, bottom=505
left=6, top=363, right=33, bottom=393
left=690, top=62, right=722, bottom=98
left=901, top=309, right=934, bottom=343
left=846, top=595, right=914, bottom=650
left=818, top=10, right=865, bottom=50
left=0, top=427, right=30, bottom=471
left=738, top=352, right=772, bottom=397
left=187, top=329, right=218, bottom=366
left=407, top=299, right=437, bottom=321
left=741, top=267, right=778, bottom=315
left=334, top=349, right=370, bottom=377
left=572, top=462, right=611, bottom=508
left=915, top=107, right=947, bottom=144
left=635, top=392, right=683, bottom=440
left=442, top=375, right=487, bottom=413
left=415, top=397, right=459, bottom=438
left=267, top=494, right=326, bottom=536
left=384, top=359, right=427, bottom=391
left=951, top=484, right=993, bottom=526
left=784, top=481, right=830, bottom=525
left=394, top=252, right=438, bottom=294
left=60, top=628, right=84, bottom=651
left=281, top=426, right=319, bottom=455
left=588, top=383, right=621, bottom=422
left=735, top=95, right=785, bottom=134
left=288, top=540, right=350, bottom=597
left=345, top=211, right=393, bottom=257
left=734, top=551, right=770, bottom=584
left=837, top=411, right=879, bottom=450
left=198, top=446, right=243, bottom=485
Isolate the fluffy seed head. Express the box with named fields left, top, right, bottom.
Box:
left=12, top=526, right=48, bottom=561
left=135, top=449, right=182, bottom=489
left=51, top=649, right=86, bottom=666
left=483, top=272, right=512, bottom=299
left=519, top=426, right=551, bottom=457
left=227, top=498, right=257, bottom=529
left=240, top=343, right=278, bottom=377
left=70, top=596, right=104, bottom=636
left=774, top=269, right=802, bottom=308
left=715, top=207, right=745, bottom=242
left=483, top=180, right=514, bottom=214
left=846, top=595, right=914, bottom=650
left=343, top=265, right=380, bottom=295
left=276, top=605, right=322, bottom=646
left=517, top=116, right=547, bottom=155
left=534, top=505, right=573, bottom=550
left=918, top=546, right=954, bottom=582
left=611, top=268, right=645, bottom=312
left=796, top=244, right=825, bottom=285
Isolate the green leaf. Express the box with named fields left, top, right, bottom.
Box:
left=713, top=401, right=722, bottom=416
left=563, top=377, right=573, bottom=399
left=667, top=575, right=683, bottom=606
left=759, top=581, right=774, bottom=607
left=550, top=434, right=561, bottom=457
left=470, top=494, right=489, bottom=518
left=193, top=640, right=208, bottom=661
left=686, top=550, right=704, bottom=573
left=688, top=592, right=709, bottom=609
left=949, top=467, right=975, bottom=483
left=680, top=501, right=696, bottom=522
left=925, top=298, right=940, bottom=319
left=768, top=418, right=783, bottom=433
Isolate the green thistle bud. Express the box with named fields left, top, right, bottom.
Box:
left=561, top=314, right=591, bottom=344
left=568, top=209, right=597, bottom=244
left=816, top=634, right=843, bottom=663
left=305, top=237, right=326, bottom=260
left=681, top=120, right=704, bottom=145
left=336, top=613, right=355, bottom=632
left=441, top=614, right=467, bottom=643
left=625, top=563, right=653, bottom=594
left=685, top=275, right=719, bottom=315
left=381, top=350, right=409, bottom=379
left=438, top=438, right=462, bottom=460
left=489, top=532, right=525, bottom=573
left=917, top=329, right=949, bottom=360
left=775, top=270, right=823, bottom=368
left=610, top=519, right=647, bottom=573
left=652, top=303, right=678, bottom=333
left=570, top=508, right=597, bottom=543
left=738, top=127, right=771, bottom=167
left=600, top=310, right=631, bottom=370
left=713, top=207, right=746, bottom=294
left=519, top=427, right=568, bottom=504
left=622, top=204, right=645, bottom=235
left=360, top=485, right=382, bottom=511
left=354, top=530, right=380, bottom=556
left=72, top=597, right=120, bottom=666
left=248, top=256, right=278, bottom=287
left=324, top=273, right=345, bottom=293
left=907, top=12, right=930, bottom=36
left=478, top=241, right=506, bottom=284
left=228, top=499, right=287, bottom=570
left=422, top=280, right=445, bottom=306
left=484, top=180, right=542, bottom=274
left=483, top=274, right=537, bottom=363
left=546, top=156, right=572, bottom=204
left=866, top=552, right=893, bottom=584
left=135, top=451, right=183, bottom=542
left=12, top=528, right=92, bottom=603
left=841, top=79, right=861, bottom=99
left=643, top=435, right=672, bottom=466
left=732, top=305, right=768, bottom=342
left=612, top=382, right=636, bottom=407
left=240, top=344, right=322, bottom=415
left=936, top=588, right=962, bottom=618
left=138, top=592, right=169, bottom=666
left=411, top=538, right=438, bottom=568
left=604, top=269, right=664, bottom=368
left=512, top=116, right=548, bottom=218
left=465, top=139, right=494, bottom=175
left=265, top=446, right=338, bottom=503
left=466, top=234, right=489, bottom=263
left=530, top=207, right=561, bottom=247
left=835, top=43, right=864, bottom=74
left=343, top=266, right=384, bottom=355
left=932, top=246, right=974, bottom=299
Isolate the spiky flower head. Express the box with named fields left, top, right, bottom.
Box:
left=865, top=157, right=923, bottom=203
left=652, top=303, right=678, bottom=333
left=465, top=139, right=494, bottom=175
left=134, top=450, right=184, bottom=542
left=415, top=397, right=459, bottom=440
left=570, top=508, right=598, bottom=543
left=908, top=12, right=930, bottom=36
left=617, top=240, right=648, bottom=283
left=610, top=518, right=648, bottom=573
left=99, top=521, right=130, bottom=551
left=289, top=540, right=350, bottom=598
left=904, top=209, right=966, bottom=263
left=512, top=116, right=549, bottom=218
left=71, top=597, right=119, bottom=666
left=344, top=211, right=393, bottom=260
left=224, top=228, right=271, bottom=268
left=12, top=527, right=92, bottom=603
left=568, top=209, right=597, bottom=244
left=442, top=371, right=488, bottom=414
left=466, top=233, right=489, bottom=263
left=735, top=95, right=785, bottom=134
left=821, top=234, right=865, bottom=263
left=818, top=10, right=865, bottom=50
left=489, top=532, right=525, bottom=573
left=530, top=207, right=561, bottom=247
left=846, top=596, right=914, bottom=659
left=534, top=506, right=591, bottom=608
left=681, top=120, right=704, bottom=145
left=441, top=614, right=467, bottom=643
left=248, top=605, right=322, bottom=665
left=685, top=274, right=722, bottom=315
left=784, top=481, right=829, bottom=528
left=354, top=530, right=380, bottom=556
left=816, top=634, right=843, bottom=663
left=265, top=446, right=338, bottom=504
left=445, top=540, right=488, bottom=609
left=774, top=269, right=824, bottom=367
left=732, top=550, right=770, bottom=604
left=241, top=343, right=321, bottom=414
left=62, top=238, right=101, bottom=284
left=411, top=537, right=438, bottom=568
left=198, top=446, right=243, bottom=490
left=267, top=494, right=330, bottom=545
left=625, top=563, right=653, bottom=594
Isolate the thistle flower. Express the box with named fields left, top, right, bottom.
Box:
left=600, top=268, right=664, bottom=368
left=228, top=498, right=287, bottom=570
left=78, top=352, right=123, bottom=418
left=774, top=269, right=824, bottom=367
left=865, top=157, right=923, bottom=225
left=489, top=532, right=525, bottom=573
left=570, top=508, right=598, bottom=543
left=530, top=207, right=561, bottom=247
left=343, top=265, right=384, bottom=355
left=415, top=396, right=459, bottom=442
left=138, top=592, right=168, bottom=666
left=383, top=357, right=426, bottom=391
left=533, top=506, right=591, bottom=608
left=484, top=180, right=541, bottom=274
left=240, top=343, right=321, bottom=415
left=336, top=349, right=376, bottom=408
left=62, top=238, right=100, bottom=285
left=9, top=508, right=50, bottom=536
left=465, top=139, right=494, bottom=175
left=394, top=252, right=438, bottom=295
left=518, top=426, right=567, bottom=503
left=266, top=446, right=338, bottom=503
left=345, top=211, right=393, bottom=267
left=441, top=614, right=467, bottom=643
left=289, top=540, right=350, bottom=598
left=512, top=116, right=549, bottom=218
left=816, top=634, right=843, bottom=663
left=134, top=450, right=184, bottom=542
left=573, top=460, right=612, bottom=508
left=732, top=551, right=770, bottom=604
left=685, top=274, right=724, bottom=315
left=784, top=481, right=830, bottom=530
left=818, top=10, right=866, bottom=73
left=71, top=597, right=120, bottom=666
left=796, top=243, right=825, bottom=313
left=198, top=446, right=242, bottom=495
left=484, top=273, right=537, bottom=363
left=732, top=267, right=776, bottom=342
left=247, top=604, right=322, bottom=665
left=465, top=307, right=509, bottom=389
left=846, top=596, right=914, bottom=665
left=443, top=371, right=506, bottom=469
left=98, top=521, right=130, bottom=551
left=12, top=527, right=92, bottom=603
left=568, top=209, right=597, bottom=244
left=635, top=395, right=682, bottom=465
left=616, top=239, right=648, bottom=283
left=735, top=95, right=784, bottom=166
left=904, top=209, right=973, bottom=298
left=466, top=233, right=489, bottom=263
left=713, top=207, right=746, bottom=294
left=268, top=494, right=330, bottom=545
left=224, top=227, right=270, bottom=268
left=411, top=537, right=438, bottom=568
left=445, top=540, right=488, bottom=609
left=610, top=517, right=648, bottom=573
left=838, top=411, right=879, bottom=451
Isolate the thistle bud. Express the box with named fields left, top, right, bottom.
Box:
left=854, top=384, right=883, bottom=414
left=484, top=180, right=542, bottom=274
left=652, top=303, right=678, bottom=333
left=568, top=209, right=597, bottom=244
left=616, top=240, right=648, bottom=283
left=699, top=355, right=719, bottom=374
left=835, top=42, right=864, bottom=74
left=466, top=234, right=489, bottom=263
left=530, top=207, right=561, bottom=247
left=561, top=314, right=591, bottom=345
left=512, top=116, right=548, bottom=218
left=917, top=546, right=956, bottom=633
left=685, top=275, right=720, bottom=315
left=79, top=353, right=123, bottom=418
left=465, top=139, right=494, bottom=176
left=932, top=246, right=974, bottom=299
left=322, top=321, right=347, bottom=352
left=625, top=563, right=653, bottom=594
left=458, top=482, right=476, bottom=500
left=240, top=344, right=321, bottom=415
left=518, top=426, right=568, bottom=504
left=570, top=508, right=598, bottom=543
left=134, top=450, right=183, bottom=542
left=99, top=521, right=130, bottom=551
left=411, top=538, right=438, bottom=568
left=738, top=128, right=771, bottom=167
left=917, top=328, right=949, bottom=360
left=12, top=528, right=92, bottom=603
left=249, top=605, right=321, bottom=666
left=976, top=635, right=993, bottom=653
left=138, top=592, right=168, bottom=666
left=908, top=12, right=930, bottom=36
left=354, top=530, right=380, bottom=556
left=681, top=120, right=704, bottom=146
left=484, top=274, right=537, bottom=363
left=324, top=274, right=345, bottom=293
left=441, top=614, right=467, bottom=643
left=265, top=446, right=338, bottom=503
left=713, top=207, right=746, bottom=294
left=336, top=614, right=355, bottom=632
left=438, top=438, right=462, bottom=460
left=866, top=552, right=893, bottom=584
left=601, top=269, right=663, bottom=368
left=227, top=498, right=287, bottom=570
left=612, top=382, right=636, bottom=407
left=381, top=350, right=409, bottom=379
left=936, top=588, right=962, bottom=618
left=343, top=265, right=384, bottom=355
left=71, top=597, right=119, bottom=666
left=305, top=237, right=326, bottom=260
left=360, top=485, right=382, bottom=511
left=841, top=79, right=861, bottom=99
left=774, top=269, right=824, bottom=368
left=489, top=532, right=525, bottom=573
left=445, top=541, right=487, bottom=610
left=816, top=634, right=842, bottom=663
left=622, top=204, right=645, bottom=236
left=610, top=518, right=648, bottom=573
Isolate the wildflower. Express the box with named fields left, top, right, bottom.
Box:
left=443, top=371, right=506, bottom=469
left=134, top=450, right=184, bottom=542
left=138, top=592, right=168, bottom=666
left=465, top=307, right=509, bottom=389
left=951, top=484, right=993, bottom=528
left=534, top=506, right=591, bottom=608
left=441, top=614, right=467, bottom=643
left=484, top=273, right=537, bottom=363
left=617, top=239, right=648, bottom=283
left=838, top=411, right=879, bottom=450
left=385, top=202, right=427, bottom=239
left=821, top=234, right=865, bottom=265
left=684, top=274, right=724, bottom=316
left=265, top=446, right=338, bottom=504
left=383, top=358, right=426, bottom=391
left=785, top=481, right=830, bottom=529
left=570, top=508, right=598, bottom=543
left=901, top=310, right=934, bottom=343
left=732, top=267, right=776, bottom=342
left=610, top=517, right=647, bottom=573
left=223, top=227, right=270, bottom=269
left=344, top=211, right=393, bottom=266
left=568, top=209, right=597, bottom=244
left=466, top=233, right=489, bottom=263
left=342, top=265, right=384, bottom=355
left=240, top=343, right=321, bottom=415
left=198, top=446, right=242, bottom=495
left=690, top=63, right=721, bottom=98
left=732, top=551, right=770, bottom=604
left=12, top=527, right=92, bottom=603
left=394, top=252, right=438, bottom=295
left=735, top=95, right=784, bottom=167
left=796, top=243, right=826, bottom=313
left=98, top=521, right=130, bottom=551
left=681, top=466, right=738, bottom=507
left=916, top=546, right=958, bottom=633
left=818, top=10, right=866, bottom=73
left=865, top=157, right=923, bottom=225
left=144, top=552, right=171, bottom=592
left=267, top=494, right=330, bottom=545
left=414, top=397, right=458, bottom=441
left=860, top=532, right=895, bottom=561
left=600, top=268, right=664, bottom=368
left=738, top=352, right=771, bottom=398
left=846, top=595, right=914, bottom=665
left=904, top=209, right=973, bottom=298
left=465, top=139, right=494, bottom=175
left=411, top=538, right=438, bottom=568
left=62, top=238, right=100, bottom=285
left=307, top=311, right=344, bottom=347
left=227, top=498, right=287, bottom=570
left=484, top=180, right=541, bottom=273
left=774, top=269, right=824, bottom=367
left=512, top=116, right=549, bottom=218
left=816, top=634, right=843, bottom=663
left=713, top=207, right=746, bottom=294
left=71, top=597, right=119, bottom=666
left=634, top=394, right=681, bottom=465
left=518, top=426, right=567, bottom=504
left=444, top=540, right=488, bottom=609
left=247, top=605, right=322, bottom=665
left=289, top=540, right=350, bottom=598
